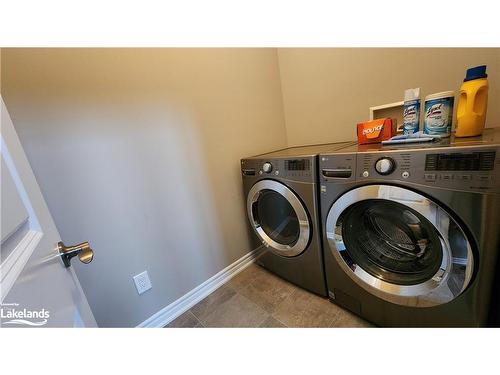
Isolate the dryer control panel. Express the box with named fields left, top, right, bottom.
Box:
left=241, top=157, right=316, bottom=183
left=320, top=146, right=500, bottom=193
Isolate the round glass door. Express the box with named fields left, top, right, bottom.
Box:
left=247, top=180, right=310, bottom=257
left=254, top=190, right=300, bottom=245
left=341, top=199, right=443, bottom=285
left=326, top=185, right=474, bottom=307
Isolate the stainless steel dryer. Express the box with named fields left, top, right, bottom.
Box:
left=319, top=129, right=500, bottom=326
left=241, top=142, right=354, bottom=296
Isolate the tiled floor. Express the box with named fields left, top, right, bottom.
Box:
left=166, top=263, right=373, bottom=328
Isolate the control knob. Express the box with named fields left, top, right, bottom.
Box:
left=262, top=162, right=273, bottom=173
left=375, top=158, right=395, bottom=175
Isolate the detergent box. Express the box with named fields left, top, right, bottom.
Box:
left=357, top=118, right=395, bottom=145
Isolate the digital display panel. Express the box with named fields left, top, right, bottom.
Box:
left=285, top=159, right=310, bottom=171
left=425, top=151, right=495, bottom=171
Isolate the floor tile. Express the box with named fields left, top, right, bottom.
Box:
left=165, top=310, right=202, bottom=328
left=330, top=308, right=373, bottom=328
left=238, top=267, right=297, bottom=314
left=272, top=287, right=341, bottom=328
left=226, top=264, right=263, bottom=292
left=201, top=293, right=269, bottom=328
left=185, top=261, right=378, bottom=329
left=190, top=285, right=237, bottom=322
left=259, top=316, right=287, bottom=328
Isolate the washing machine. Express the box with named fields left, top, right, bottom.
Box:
left=241, top=142, right=354, bottom=296
left=319, top=129, right=500, bottom=326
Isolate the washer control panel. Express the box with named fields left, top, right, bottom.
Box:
left=241, top=157, right=315, bottom=182
left=358, top=152, right=412, bottom=182
left=357, top=149, right=499, bottom=193
left=319, top=147, right=499, bottom=193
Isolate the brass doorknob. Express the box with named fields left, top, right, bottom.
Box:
left=57, top=241, right=94, bottom=268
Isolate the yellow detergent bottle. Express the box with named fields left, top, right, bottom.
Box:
left=455, top=65, right=489, bottom=137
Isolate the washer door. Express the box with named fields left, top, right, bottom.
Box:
left=326, top=185, right=474, bottom=307
left=247, top=180, right=310, bottom=257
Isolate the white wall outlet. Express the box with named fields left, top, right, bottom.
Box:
left=133, top=271, right=152, bottom=295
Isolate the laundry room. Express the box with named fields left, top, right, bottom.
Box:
left=2, top=47, right=499, bottom=330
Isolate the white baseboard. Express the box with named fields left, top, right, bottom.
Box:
left=137, top=246, right=264, bottom=328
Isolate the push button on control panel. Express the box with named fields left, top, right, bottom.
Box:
left=421, top=150, right=497, bottom=191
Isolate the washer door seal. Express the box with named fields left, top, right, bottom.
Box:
left=326, top=185, right=474, bottom=307
left=248, top=180, right=310, bottom=257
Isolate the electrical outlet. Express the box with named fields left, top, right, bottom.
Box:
left=133, top=271, right=152, bottom=295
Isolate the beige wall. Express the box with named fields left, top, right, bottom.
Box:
left=278, top=48, right=500, bottom=146
left=1, top=48, right=287, bottom=327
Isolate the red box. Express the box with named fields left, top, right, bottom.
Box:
left=357, top=118, right=395, bottom=145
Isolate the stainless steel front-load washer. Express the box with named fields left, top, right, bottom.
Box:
left=319, top=129, right=500, bottom=326
left=241, top=142, right=354, bottom=296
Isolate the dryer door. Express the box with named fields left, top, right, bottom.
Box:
left=247, top=180, right=310, bottom=257
left=326, top=185, right=474, bottom=307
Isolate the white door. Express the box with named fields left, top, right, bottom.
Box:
left=1, top=97, right=96, bottom=327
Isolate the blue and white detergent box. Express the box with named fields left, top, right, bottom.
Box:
left=403, top=88, right=421, bottom=134
left=423, top=91, right=455, bottom=137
